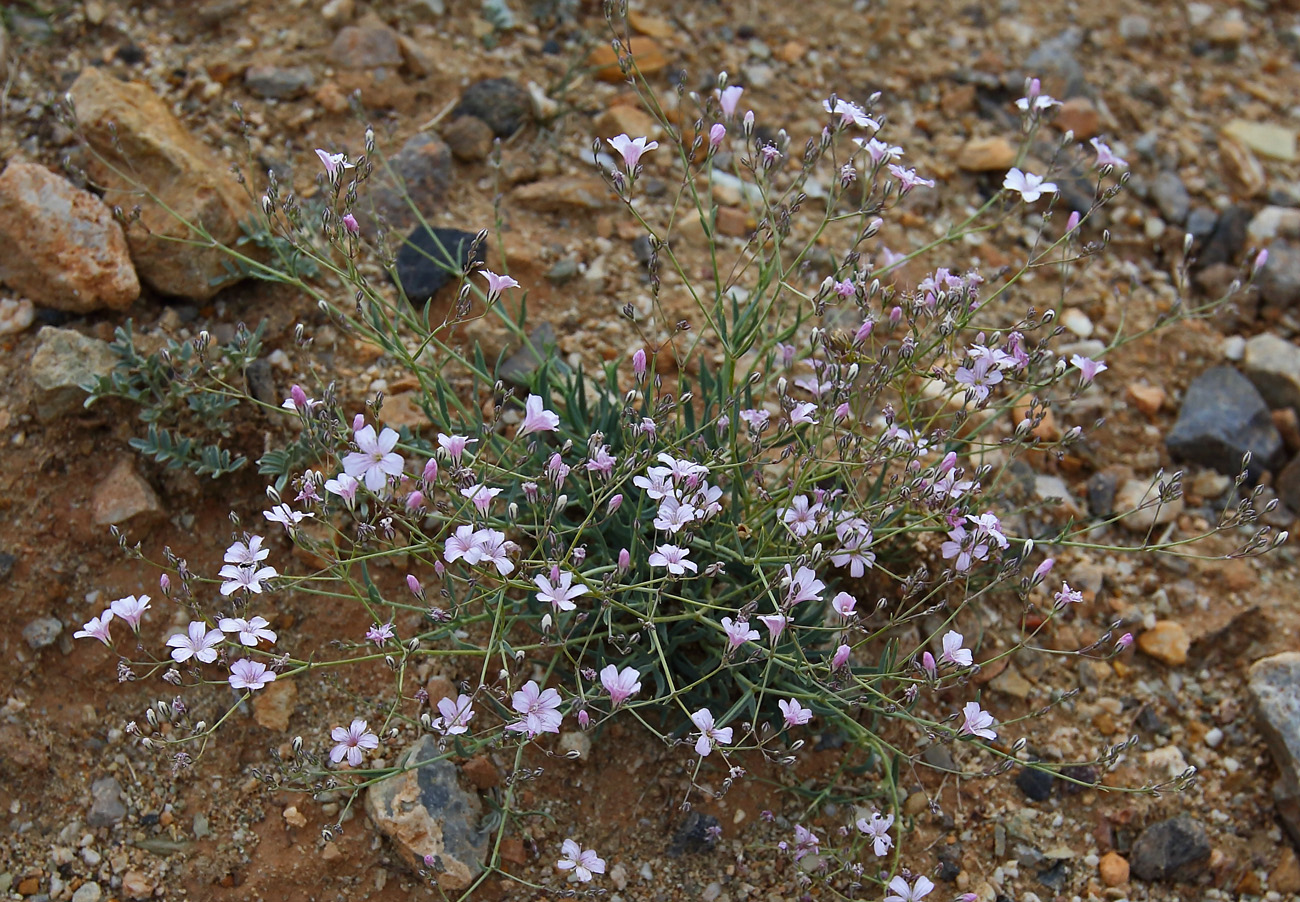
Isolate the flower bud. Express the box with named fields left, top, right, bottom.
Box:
left=160, top=573, right=171, bottom=595
left=407, top=575, right=424, bottom=601
left=632, top=347, right=647, bottom=381
left=352, top=413, right=365, bottom=432
left=607, top=493, right=623, bottom=514
left=1065, top=210, right=1080, bottom=233
left=406, top=491, right=425, bottom=512
left=618, top=548, right=631, bottom=572
left=423, top=458, right=438, bottom=482
left=709, top=123, right=726, bottom=149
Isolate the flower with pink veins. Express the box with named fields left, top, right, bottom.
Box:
left=855, top=810, right=895, bottom=857
left=435, top=694, right=475, bottom=735
left=218, top=563, right=277, bottom=596
left=343, top=424, right=405, bottom=492
left=461, top=482, right=503, bottom=514
left=109, top=595, right=150, bottom=632
left=649, top=543, right=696, bottom=576
left=480, top=269, right=520, bottom=302
left=789, top=401, right=819, bottom=425
left=437, top=432, right=477, bottom=462
left=600, top=665, right=642, bottom=707
left=505, top=680, right=563, bottom=738
left=607, top=134, right=658, bottom=171
left=690, top=708, right=733, bottom=756
left=784, top=565, right=825, bottom=604
left=779, top=698, right=812, bottom=729
left=721, top=616, right=759, bottom=649
left=1069, top=353, right=1108, bottom=384
left=780, top=494, right=823, bottom=538
left=941, top=630, right=972, bottom=666
left=557, top=839, right=605, bottom=882
left=314, top=148, right=353, bottom=178
left=166, top=620, right=223, bottom=664
left=1090, top=137, right=1127, bottom=168
left=831, top=591, right=858, bottom=618
left=534, top=568, right=588, bottom=613
left=758, top=613, right=789, bottom=643
left=831, top=643, right=852, bottom=670
left=717, top=83, right=744, bottom=118
left=74, top=610, right=114, bottom=646
left=228, top=659, right=276, bottom=691
left=518, top=394, right=560, bottom=436
left=324, top=473, right=360, bottom=505
left=330, top=718, right=379, bottom=767
left=823, top=97, right=879, bottom=130
left=219, top=615, right=277, bottom=647
left=264, top=503, right=313, bottom=532
left=959, top=700, right=998, bottom=740
left=474, top=529, right=517, bottom=576
left=888, top=163, right=935, bottom=191
left=443, top=524, right=484, bottom=566
left=884, top=874, right=935, bottom=902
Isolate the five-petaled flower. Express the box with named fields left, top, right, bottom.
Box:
left=1090, top=137, right=1127, bottom=169
left=535, top=568, right=589, bottom=612
left=779, top=698, right=812, bottom=729
left=1069, top=354, right=1107, bottom=384
left=315, top=148, right=353, bottom=178
left=219, top=615, right=277, bottom=647
left=959, top=700, right=998, bottom=740
left=167, top=620, right=223, bottom=664
left=1003, top=167, right=1057, bottom=203
left=480, top=269, right=520, bottom=302
left=225, top=536, right=270, bottom=566
left=690, top=707, right=733, bottom=757
left=264, top=503, right=314, bottom=532
left=74, top=610, right=114, bottom=646
left=434, top=694, right=475, bottom=735
left=228, top=659, right=276, bottom=692
left=518, top=394, right=560, bottom=436
left=607, top=134, right=658, bottom=172
left=721, top=616, right=759, bottom=649
left=831, top=591, right=858, bottom=618
left=343, top=424, right=406, bottom=492
left=506, top=680, right=563, bottom=738
left=557, top=839, right=605, bottom=882
left=649, top=543, right=696, bottom=576
left=884, top=874, right=935, bottom=902
left=219, top=563, right=277, bottom=596
left=109, top=595, right=150, bottom=632
left=941, top=630, right=973, bottom=667
left=600, top=664, right=641, bottom=707
left=855, top=810, right=895, bottom=857
left=330, top=718, right=379, bottom=767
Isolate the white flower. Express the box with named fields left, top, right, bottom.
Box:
left=1003, top=167, right=1057, bottom=203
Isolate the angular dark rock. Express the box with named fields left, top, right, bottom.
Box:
left=393, top=227, right=483, bottom=303
left=244, top=64, right=315, bottom=99
left=1165, top=366, right=1283, bottom=479
left=366, top=132, right=452, bottom=233
left=668, top=810, right=720, bottom=856
left=452, top=78, right=532, bottom=138
left=1016, top=765, right=1055, bottom=802
left=1128, top=814, right=1211, bottom=882
left=1150, top=171, right=1190, bottom=225
left=1197, top=205, right=1251, bottom=268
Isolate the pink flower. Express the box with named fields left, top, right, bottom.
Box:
left=74, top=610, right=114, bottom=646
left=341, top=213, right=360, bottom=234
left=690, top=708, right=733, bottom=756
left=1003, top=167, right=1057, bottom=203
left=831, top=643, right=851, bottom=670
left=1117, top=632, right=1134, bottom=650
left=758, top=614, right=788, bottom=643
left=586, top=445, right=617, bottom=477
left=1069, top=354, right=1107, bottom=384
left=954, top=356, right=1003, bottom=403
left=788, top=823, right=820, bottom=861
left=831, top=591, right=858, bottom=618
left=959, top=700, right=997, bottom=740
left=855, top=136, right=903, bottom=164
left=109, top=595, right=150, bottom=632
left=649, top=543, right=696, bottom=576
left=1053, top=581, right=1084, bottom=609
left=823, top=97, right=879, bottom=130
left=330, top=718, right=379, bottom=767
left=461, top=482, right=503, bottom=514
left=855, top=811, right=894, bottom=856
left=1090, top=137, right=1127, bottom=169
left=225, top=536, right=270, bottom=566
left=437, top=432, right=477, bottom=462
left=435, top=694, right=475, bottom=735
left=709, top=122, right=726, bottom=148
left=535, top=568, right=588, bottom=612
left=941, top=630, right=972, bottom=667
left=654, top=495, right=697, bottom=533
left=324, top=473, right=360, bottom=504
left=1016, top=78, right=1059, bottom=114
left=718, top=84, right=744, bottom=118
left=366, top=621, right=395, bottom=645
left=607, top=134, right=658, bottom=171
left=228, top=659, right=275, bottom=691
left=557, top=839, right=605, bottom=882
left=779, top=698, right=812, bottom=728
left=343, top=424, right=405, bottom=492
left=444, top=524, right=483, bottom=566
left=474, top=529, right=516, bottom=575
left=884, top=874, right=935, bottom=902
left=506, top=680, right=563, bottom=738
left=218, top=563, right=277, bottom=596
left=888, top=163, right=935, bottom=191
left=1255, top=249, right=1270, bottom=275
left=282, top=384, right=316, bottom=413
left=784, top=565, right=825, bottom=604
left=721, top=616, right=759, bottom=649
left=617, top=548, right=631, bottom=572
left=219, top=615, right=277, bottom=647
left=781, top=494, right=823, bottom=538
left=789, top=401, right=819, bottom=425
left=518, top=394, right=560, bottom=436
left=480, top=269, right=520, bottom=302
left=167, top=620, right=223, bottom=664
left=264, top=503, right=313, bottom=532
left=314, top=148, right=352, bottom=178
left=632, top=348, right=647, bottom=380
left=600, top=664, right=642, bottom=707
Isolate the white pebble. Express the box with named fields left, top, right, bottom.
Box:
left=1204, top=727, right=1224, bottom=748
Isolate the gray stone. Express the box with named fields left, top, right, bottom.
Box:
left=366, top=132, right=452, bottom=233
left=545, top=258, right=579, bottom=284
left=1260, top=241, right=1300, bottom=312
left=1243, top=333, right=1300, bottom=411
left=1118, top=15, right=1150, bottom=42
left=1249, top=653, right=1300, bottom=797
left=71, top=882, right=102, bottom=902
left=1129, top=814, right=1211, bottom=882
left=365, top=735, right=486, bottom=890
left=22, top=616, right=62, bottom=650
left=328, top=24, right=403, bottom=69
left=1275, top=455, right=1300, bottom=515
left=30, top=327, right=117, bottom=422
left=1186, top=206, right=1218, bottom=242
left=498, top=322, right=558, bottom=387
left=1165, top=366, right=1283, bottom=479
left=1196, top=205, right=1250, bottom=269
left=88, top=776, right=127, bottom=827
left=244, top=65, right=315, bottom=99
left=1150, top=171, right=1190, bottom=226
left=452, top=78, right=532, bottom=138
left=1248, top=206, right=1300, bottom=245
left=1023, top=28, right=1085, bottom=98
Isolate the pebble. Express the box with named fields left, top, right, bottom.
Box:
left=1060, top=308, right=1093, bottom=338
left=1218, top=135, right=1266, bottom=198
left=71, top=882, right=102, bottom=902
left=1114, top=477, right=1183, bottom=532
left=1099, top=851, right=1130, bottom=886
left=0, top=297, right=34, bottom=334
left=21, top=617, right=62, bottom=650
left=328, top=23, right=403, bottom=69
left=1223, top=335, right=1246, bottom=361
left=1223, top=119, right=1297, bottom=162
left=1196, top=205, right=1251, bottom=269
left=1127, top=383, right=1166, bottom=417
left=1137, top=620, right=1190, bottom=666
left=1271, top=846, right=1300, bottom=894
left=956, top=136, right=1017, bottom=172
left=1248, top=653, right=1300, bottom=797
left=1118, top=15, right=1150, bottom=42
left=92, top=459, right=164, bottom=532
left=1259, top=241, right=1300, bottom=313
left=393, top=226, right=483, bottom=303
left=595, top=104, right=657, bottom=142
left=0, top=162, right=139, bottom=313
left=1249, top=207, right=1300, bottom=245
left=1055, top=97, right=1099, bottom=140
left=29, top=326, right=117, bottom=422
left=1128, top=814, right=1211, bottom=882
left=243, top=64, right=315, bottom=99
left=588, top=37, right=668, bottom=83
left=251, top=678, right=297, bottom=731
left=1150, top=171, right=1190, bottom=225
left=87, top=776, right=126, bottom=827
left=452, top=78, right=533, bottom=138
left=441, top=115, right=494, bottom=162
left=513, top=177, right=611, bottom=212
left=1243, top=333, right=1300, bottom=412
left=1016, top=766, right=1055, bottom=802
left=1165, top=366, right=1283, bottom=479
left=121, top=871, right=153, bottom=900
left=364, top=735, right=487, bottom=890
left=557, top=730, right=591, bottom=760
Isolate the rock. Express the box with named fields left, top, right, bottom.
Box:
left=366, top=132, right=452, bottom=234
left=30, top=326, right=117, bottom=422
left=1250, top=206, right=1300, bottom=245
left=1223, top=120, right=1297, bottom=163
left=1016, top=766, right=1055, bottom=801
left=1218, top=135, right=1266, bottom=198
left=668, top=810, right=720, bottom=856
left=69, top=67, right=247, bottom=301
left=0, top=162, right=139, bottom=313
left=365, top=735, right=487, bottom=890
left=498, top=323, right=557, bottom=387
left=22, top=616, right=62, bottom=650
left=410, top=0, right=445, bottom=18
left=1260, top=241, right=1300, bottom=312
left=328, top=24, right=402, bottom=68
left=715, top=206, right=751, bottom=237
left=1137, top=621, right=1190, bottom=666
left=1275, top=407, right=1300, bottom=452
left=398, top=35, right=435, bottom=78
left=1187, top=206, right=1219, bottom=242
left=452, top=78, right=533, bottom=138
left=1196, top=205, right=1251, bottom=269
left=545, top=258, right=579, bottom=284
left=557, top=730, right=590, bottom=760
left=512, top=178, right=611, bottom=213
left=1114, top=477, right=1183, bottom=532
left=320, top=0, right=353, bottom=22
left=1060, top=307, right=1093, bottom=337
left=121, top=870, right=153, bottom=900
left=441, top=116, right=494, bottom=162
left=88, top=776, right=127, bottom=827
left=251, top=678, right=297, bottom=731
left=1118, top=15, right=1150, bottom=42
left=1249, top=653, right=1300, bottom=797
left=1099, top=851, right=1130, bottom=887
left=244, top=64, right=315, bottom=99
left=588, top=37, right=668, bottom=83
left=91, top=459, right=164, bottom=532
left=1129, top=814, right=1211, bottom=882
left=1243, top=333, right=1300, bottom=411
left=1150, top=171, right=1190, bottom=225
left=596, top=104, right=657, bottom=141
left=627, top=9, right=673, bottom=38
left=380, top=393, right=431, bottom=431
left=1086, top=467, right=1125, bottom=517
left=1023, top=29, right=1085, bottom=99
left=72, top=882, right=102, bottom=902
left=0, top=297, right=35, bottom=334
left=1271, top=846, right=1300, bottom=894
left=956, top=136, right=1017, bottom=172
left=1165, top=366, right=1283, bottom=478
left=1276, top=454, right=1300, bottom=513
left=1127, top=383, right=1166, bottom=417
left=393, top=226, right=483, bottom=303
left=1056, top=97, right=1099, bottom=140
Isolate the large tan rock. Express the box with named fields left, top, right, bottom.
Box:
left=69, top=67, right=248, bottom=301
left=0, top=162, right=139, bottom=312
left=92, top=458, right=164, bottom=531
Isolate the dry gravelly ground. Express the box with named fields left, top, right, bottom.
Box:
left=3, top=0, right=1300, bottom=900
